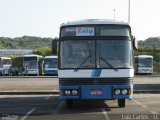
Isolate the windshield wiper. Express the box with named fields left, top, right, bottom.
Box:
left=74, top=55, right=91, bottom=72
left=99, top=57, right=118, bottom=71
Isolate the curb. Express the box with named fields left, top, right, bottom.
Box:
left=133, top=90, right=160, bottom=94
left=135, top=75, right=160, bottom=77
left=0, top=90, right=59, bottom=95
left=0, top=76, right=58, bottom=79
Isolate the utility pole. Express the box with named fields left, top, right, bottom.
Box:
left=128, top=0, right=130, bottom=24
left=113, top=9, right=116, bottom=20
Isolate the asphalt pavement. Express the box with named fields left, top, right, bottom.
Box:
left=0, top=76, right=159, bottom=120
left=0, top=94, right=159, bottom=120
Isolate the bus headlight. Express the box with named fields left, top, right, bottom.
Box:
left=115, top=89, right=121, bottom=95
left=63, top=89, right=79, bottom=96
left=72, top=90, right=78, bottom=95
left=64, top=90, right=71, bottom=95
left=122, top=89, right=128, bottom=95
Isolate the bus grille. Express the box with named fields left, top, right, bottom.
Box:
left=59, top=77, right=133, bottom=85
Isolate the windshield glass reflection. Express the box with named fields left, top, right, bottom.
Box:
left=44, top=59, right=58, bottom=68
left=60, top=40, right=132, bottom=69
left=97, top=40, right=132, bottom=68
left=138, top=58, right=152, bottom=67
left=60, top=40, right=95, bottom=68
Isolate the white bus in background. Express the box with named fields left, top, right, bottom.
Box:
left=0, top=57, right=12, bottom=76
left=23, top=54, right=43, bottom=76
left=135, top=55, right=153, bottom=75
left=44, top=55, right=58, bottom=75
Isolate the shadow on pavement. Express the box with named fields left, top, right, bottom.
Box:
left=0, top=95, right=116, bottom=116
left=134, top=84, right=160, bottom=90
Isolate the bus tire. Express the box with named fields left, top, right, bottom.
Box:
left=118, top=99, right=125, bottom=108
left=66, top=100, right=73, bottom=108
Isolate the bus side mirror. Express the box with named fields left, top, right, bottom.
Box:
left=132, top=36, right=138, bottom=50
left=52, top=38, right=59, bottom=55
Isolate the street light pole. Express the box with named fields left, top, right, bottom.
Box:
left=113, top=9, right=116, bottom=20
left=128, top=0, right=130, bottom=24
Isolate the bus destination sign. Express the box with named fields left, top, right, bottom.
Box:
left=76, top=27, right=94, bottom=36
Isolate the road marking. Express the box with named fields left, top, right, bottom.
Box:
left=13, top=89, right=18, bottom=92
left=45, top=94, right=52, bottom=100
left=0, top=95, right=7, bottom=99
left=52, top=100, right=65, bottom=114
left=101, top=108, right=110, bottom=120
left=133, top=99, right=159, bottom=114
left=53, top=88, right=58, bottom=90
left=21, top=108, right=36, bottom=120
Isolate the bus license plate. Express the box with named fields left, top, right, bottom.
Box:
left=90, top=90, right=103, bottom=95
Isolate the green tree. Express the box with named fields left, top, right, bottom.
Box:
left=0, top=36, right=53, bottom=49
left=33, top=46, right=52, bottom=56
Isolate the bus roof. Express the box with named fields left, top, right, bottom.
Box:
left=0, top=57, right=11, bottom=59
left=61, top=19, right=129, bottom=27
left=24, top=54, right=42, bottom=58
left=44, top=55, right=58, bottom=59
left=137, top=55, right=153, bottom=58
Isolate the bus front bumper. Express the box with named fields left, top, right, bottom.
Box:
left=0, top=70, right=3, bottom=76
left=27, top=69, right=39, bottom=75
left=59, top=85, right=133, bottom=100
left=44, top=70, right=58, bottom=75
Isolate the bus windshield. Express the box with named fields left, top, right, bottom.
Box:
left=2, top=59, right=11, bottom=65
left=44, top=58, right=58, bottom=68
left=97, top=40, right=132, bottom=68
left=60, top=40, right=95, bottom=68
left=23, top=57, right=38, bottom=69
left=138, top=58, right=152, bottom=67
left=60, top=40, right=132, bottom=69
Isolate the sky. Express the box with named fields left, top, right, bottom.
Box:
left=0, top=0, right=160, bottom=40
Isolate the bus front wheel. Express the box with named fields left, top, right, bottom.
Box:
left=118, top=99, right=125, bottom=108
left=66, top=100, right=73, bottom=108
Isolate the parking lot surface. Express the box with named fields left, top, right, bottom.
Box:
left=0, top=94, right=160, bottom=120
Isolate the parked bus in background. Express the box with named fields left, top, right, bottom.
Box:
left=44, top=55, right=58, bottom=75
left=0, top=57, right=12, bottom=76
left=23, top=54, right=43, bottom=76
left=58, top=19, right=137, bottom=108
left=135, top=55, right=153, bottom=75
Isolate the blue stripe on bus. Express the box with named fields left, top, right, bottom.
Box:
left=91, top=69, right=102, bottom=77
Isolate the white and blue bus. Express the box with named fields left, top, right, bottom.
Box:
left=44, top=55, right=58, bottom=75
left=0, top=57, right=12, bottom=76
left=58, top=19, right=137, bottom=108
left=135, top=55, right=153, bottom=75
left=23, top=54, right=43, bottom=76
